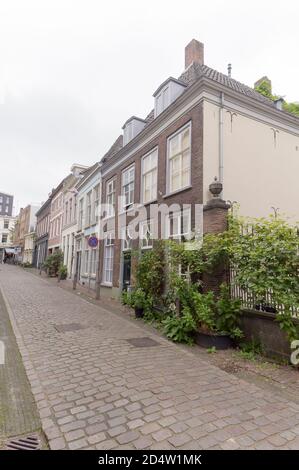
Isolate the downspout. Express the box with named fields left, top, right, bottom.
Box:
left=219, top=91, right=224, bottom=196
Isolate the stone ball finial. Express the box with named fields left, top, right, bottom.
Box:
left=209, top=177, right=223, bottom=198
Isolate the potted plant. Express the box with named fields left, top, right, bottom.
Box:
left=195, top=284, right=243, bottom=349
left=131, top=288, right=148, bottom=318
left=121, top=288, right=149, bottom=318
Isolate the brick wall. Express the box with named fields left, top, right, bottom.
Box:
left=100, top=102, right=204, bottom=290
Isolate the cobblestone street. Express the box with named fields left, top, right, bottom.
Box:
left=1, top=265, right=299, bottom=450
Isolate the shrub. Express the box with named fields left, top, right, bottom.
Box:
left=58, top=264, right=68, bottom=280
left=43, top=250, right=64, bottom=277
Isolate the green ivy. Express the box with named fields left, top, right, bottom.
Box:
left=255, top=80, right=299, bottom=116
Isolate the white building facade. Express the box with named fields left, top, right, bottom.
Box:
left=0, top=215, right=16, bottom=262
left=75, top=163, right=101, bottom=290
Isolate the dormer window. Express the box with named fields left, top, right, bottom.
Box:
left=153, top=77, right=187, bottom=117
left=122, top=116, right=146, bottom=145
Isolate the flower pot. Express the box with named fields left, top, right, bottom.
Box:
left=135, top=307, right=144, bottom=318
left=195, top=330, right=233, bottom=350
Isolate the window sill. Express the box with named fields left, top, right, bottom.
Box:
left=101, top=282, right=113, bottom=288
left=162, top=185, right=192, bottom=199
left=140, top=198, right=158, bottom=206
left=102, top=215, right=115, bottom=221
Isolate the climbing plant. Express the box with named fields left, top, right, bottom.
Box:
left=255, top=79, right=299, bottom=117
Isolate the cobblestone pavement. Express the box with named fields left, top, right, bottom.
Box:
left=1, top=265, right=299, bottom=450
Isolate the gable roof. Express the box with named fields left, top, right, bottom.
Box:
left=178, top=63, right=276, bottom=107
left=100, top=61, right=298, bottom=171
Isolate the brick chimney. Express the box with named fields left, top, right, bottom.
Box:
left=185, top=39, right=204, bottom=69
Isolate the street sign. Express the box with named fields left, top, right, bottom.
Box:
left=88, top=236, right=98, bottom=248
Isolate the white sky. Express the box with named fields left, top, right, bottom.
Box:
left=0, top=0, right=298, bottom=212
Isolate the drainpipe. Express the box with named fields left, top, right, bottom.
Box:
left=219, top=92, right=224, bottom=196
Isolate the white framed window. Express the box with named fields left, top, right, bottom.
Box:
left=140, top=220, right=153, bottom=249
left=69, top=198, right=73, bottom=223
left=65, top=201, right=68, bottom=225
left=156, top=87, right=170, bottom=116
left=84, top=248, right=89, bottom=273
left=2, top=234, right=8, bottom=243
left=103, top=232, right=114, bottom=284
left=86, top=191, right=92, bottom=226
left=141, top=149, right=158, bottom=204
left=4, top=220, right=9, bottom=229
left=167, top=123, right=191, bottom=194
left=78, top=198, right=83, bottom=229
left=90, top=248, right=97, bottom=275
left=94, top=184, right=100, bottom=222
left=121, top=165, right=134, bottom=211
left=167, top=209, right=191, bottom=241
left=106, top=178, right=116, bottom=218
left=121, top=225, right=133, bottom=251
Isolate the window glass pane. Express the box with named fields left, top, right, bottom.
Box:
left=168, top=125, right=191, bottom=193
left=169, top=134, right=180, bottom=156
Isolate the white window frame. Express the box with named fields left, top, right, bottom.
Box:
left=121, top=165, right=135, bottom=212
left=102, top=231, right=114, bottom=285
left=86, top=191, right=92, bottom=227
left=121, top=225, right=133, bottom=252
left=90, top=247, right=97, bottom=276
left=106, top=178, right=116, bottom=218
left=166, top=208, right=191, bottom=241
left=141, top=148, right=158, bottom=204
left=167, top=122, right=191, bottom=195
left=93, top=183, right=100, bottom=223
left=140, top=219, right=153, bottom=249
left=84, top=248, right=89, bottom=274
left=78, top=198, right=84, bottom=229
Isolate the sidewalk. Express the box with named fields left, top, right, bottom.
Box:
left=0, top=284, right=42, bottom=448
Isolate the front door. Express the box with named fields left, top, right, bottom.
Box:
left=122, top=252, right=131, bottom=290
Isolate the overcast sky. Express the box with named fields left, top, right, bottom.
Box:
left=0, top=0, right=298, bottom=213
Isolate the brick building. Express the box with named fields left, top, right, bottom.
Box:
left=97, top=38, right=299, bottom=298
left=35, top=197, right=52, bottom=268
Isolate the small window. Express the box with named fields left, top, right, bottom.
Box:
left=103, top=232, right=114, bottom=284
left=142, top=149, right=158, bottom=203
left=140, top=220, right=153, bottom=249
left=86, top=191, right=92, bottom=226
left=106, top=178, right=116, bottom=218
left=2, top=234, right=8, bottom=243
left=78, top=199, right=84, bottom=229
left=84, top=248, right=89, bottom=273
left=121, top=166, right=134, bottom=211
left=4, top=220, right=9, bottom=229
left=90, top=248, right=97, bottom=275
left=121, top=226, right=133, bottom=251
left=167, top=209, right=191, bottom=241
left=94, top=184, right=100, bottom=222
left=168, top=124, right=191, bottom=194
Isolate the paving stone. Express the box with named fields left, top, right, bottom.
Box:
left=86, top=422, right=108, bottom=435
left=87, top=433, right=106, bottom=445
left=116, top=431, right=140, bottom=445
left=168, top=433, right=192, bottom=448
left=152, top=428, right=173, bottom=442
left=49, top=437, right=67, bottom=450
left=68, top=438, right=88, bottom=450
left=65, top=429, right=86, bottom=442
left=107, top=425, right=127, bottom=438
